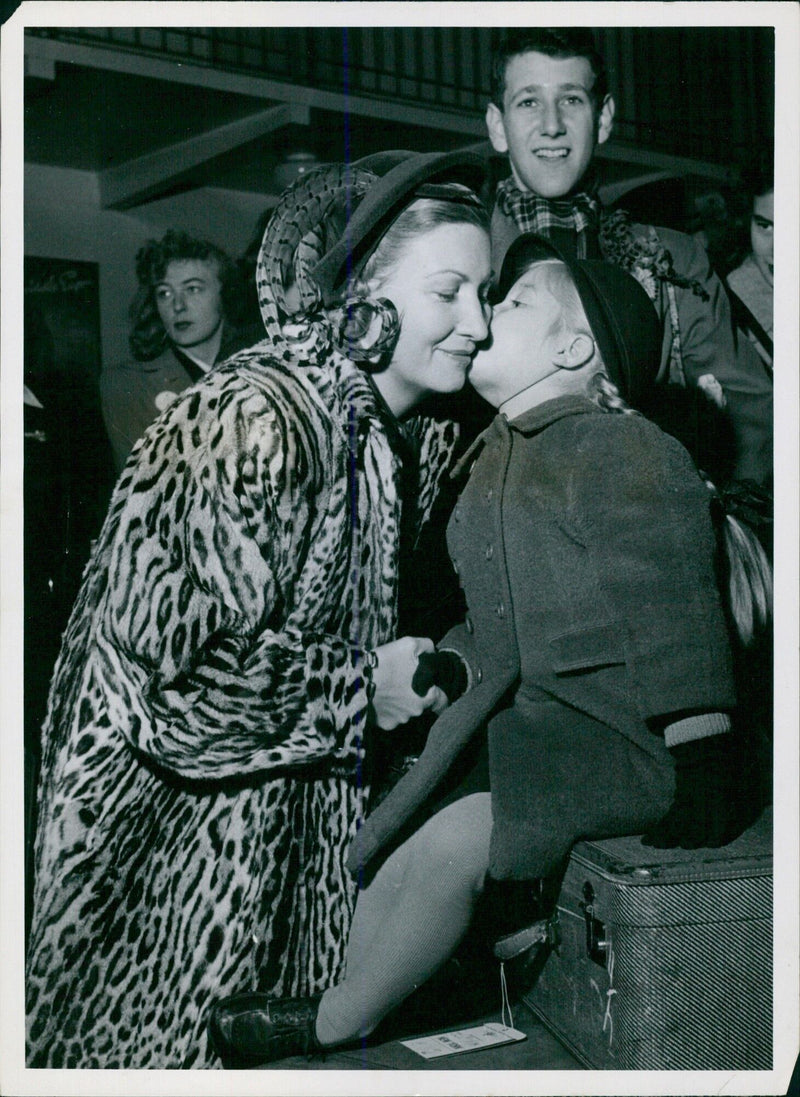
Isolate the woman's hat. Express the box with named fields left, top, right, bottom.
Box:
left=256, top=148, right=487, bottom=355
left=497, top=233, right=662, bottom=408
left=311, top=148, right=487, bottom=304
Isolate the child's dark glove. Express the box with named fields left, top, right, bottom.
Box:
left=411, top=650, right=468, bottom=704
left=641, top=734, right=758, bottom=850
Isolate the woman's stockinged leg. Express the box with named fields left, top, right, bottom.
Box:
left=315, top=792, right=492, bottom=1047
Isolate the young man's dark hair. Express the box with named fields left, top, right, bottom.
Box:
left=489, top=28, right=608, bottom=109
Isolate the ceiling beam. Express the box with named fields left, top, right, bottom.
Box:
left=97, top=103, right=308, bottom=209
left=24, top=52, right=55, bottom=79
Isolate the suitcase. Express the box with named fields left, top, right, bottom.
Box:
left=523, top=808, right=773, bottom=1070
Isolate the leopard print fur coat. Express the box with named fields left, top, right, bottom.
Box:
left=25, top=336, right=457, bottom=1067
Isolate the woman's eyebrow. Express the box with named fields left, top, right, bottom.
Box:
left=424, top=268, right=468, bottom=280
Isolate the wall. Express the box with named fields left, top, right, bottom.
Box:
left=24, top=164, right=272, bottom=367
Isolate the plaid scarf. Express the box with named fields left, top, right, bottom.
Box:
left=496, top=180, right=713, bottom=384
left=496, top=177, right=601, bottom=258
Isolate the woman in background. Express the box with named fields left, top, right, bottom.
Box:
left=100, top=229, right=261, bottom=472
left=726, top=151, right=774, bottom=372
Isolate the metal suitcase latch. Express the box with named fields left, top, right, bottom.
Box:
left=580, top=881, right=609, bottom=968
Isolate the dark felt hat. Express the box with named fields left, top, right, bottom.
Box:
left=312, top=148, right=487, bottom=305
left=498, top=233, right=662, bottom=409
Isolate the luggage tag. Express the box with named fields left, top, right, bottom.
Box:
left=400, top=1021, right=527, bottom=1060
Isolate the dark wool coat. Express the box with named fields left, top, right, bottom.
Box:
left=348, top=396, right=737, bottom=879
left=492, top=205, right=773, bottom=486
left=26, top=340, right=457, bottom=1068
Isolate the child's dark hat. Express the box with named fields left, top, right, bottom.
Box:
left=498, top=233, right=662, bottom=409
left=312, top=149, right=487, bottom=304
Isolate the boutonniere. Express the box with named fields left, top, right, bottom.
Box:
left=599, top=210, right=710, bottom=303
left=154, top=390, right=179, bottom=412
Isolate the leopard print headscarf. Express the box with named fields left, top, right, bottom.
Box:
left=250, top=160, right=460, bottom=575
left=255, top=164, right=400, bottom=366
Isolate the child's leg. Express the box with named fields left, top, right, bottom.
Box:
left=315, top=792, right=492, bottom=1047
left=487, top=700, right=674, bottom=879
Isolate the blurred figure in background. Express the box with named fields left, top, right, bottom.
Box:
left=726, top=151, right=774, bottom=372
left=101, top=229, right=262, bottom=473
left=687, top=187, right=742, bottom=280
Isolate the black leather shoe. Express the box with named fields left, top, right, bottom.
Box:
left=207, top=992, right=324, bottom=1069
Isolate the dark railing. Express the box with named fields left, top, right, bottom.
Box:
left=27, top=26, right=494, bottom=110
left=26, top=26, right=774, bottom=167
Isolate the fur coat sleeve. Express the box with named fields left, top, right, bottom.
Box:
left=81, top=360, right=381, bottom=782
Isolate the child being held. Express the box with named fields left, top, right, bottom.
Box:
left=350, top=232, right=771, bottom=953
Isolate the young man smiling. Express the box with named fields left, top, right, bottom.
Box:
left=484, top=28, right=773, bottom=486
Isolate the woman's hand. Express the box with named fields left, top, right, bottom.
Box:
left=371, top=637, right=448, bottom=730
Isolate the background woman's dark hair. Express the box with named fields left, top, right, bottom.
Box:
left=237, top=208, right=276, bottom=329
left=489, top=28, right=608, bottom=108
left=129, top=229, right=246, bottom=361
left=721, top=148, right=775, bottom=274
left=740, top=147, right=774, bottom=206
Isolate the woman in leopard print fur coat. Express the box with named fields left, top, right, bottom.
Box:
left=25, top=151, right=491, bottom=1067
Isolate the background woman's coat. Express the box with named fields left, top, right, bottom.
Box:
left=100, top=319, right=260, bottom=473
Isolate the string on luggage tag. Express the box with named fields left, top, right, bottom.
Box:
left=499, top=962, right=514, bottom=1031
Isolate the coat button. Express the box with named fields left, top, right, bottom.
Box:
left=465, top=615, right=474, bottom=634
left=485, top=544, right=494, bottom=560
left=495, top=602, right=505, bottom=618
left=453, top=508, right=461, bottom=522
left=486, top=488, right=493, bottom=502
left=475, top=667, right=483, bottom=683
